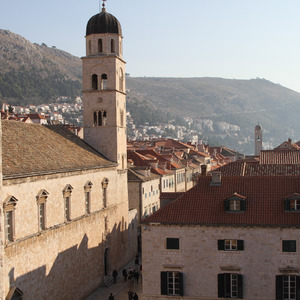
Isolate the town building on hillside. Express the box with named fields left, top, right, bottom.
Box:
left=141, top=174, right=300, bottom=300
left=0, top=4, right=136, bottom=300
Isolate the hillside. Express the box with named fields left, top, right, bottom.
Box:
left=1, top=30, right=300, bottom=153
left=0, top=30, right=82, bottom=104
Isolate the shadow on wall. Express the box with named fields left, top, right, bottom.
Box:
left=7, top=214, right=137, bottom=300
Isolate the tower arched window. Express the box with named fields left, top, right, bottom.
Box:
left=93, top=111, right=97, bottom=126
left=101, top=74, right=108, bottom=90
left=98, top=111, right=102, bottom=126
left=92, top=74, right=98, bottom=90
left=98, top=39, right=103, bottom=53
left=119, top=68, right=124, bottom=92
left=111, top=39, right=115, bottom=53
left=88, top=40, right=92, bottom=55
left=120, top=110, right=124, bottom=127
left=103, top=111, right=107, bottom=126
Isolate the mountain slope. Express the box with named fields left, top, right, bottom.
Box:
left=0, top=30, right=82, bottom=104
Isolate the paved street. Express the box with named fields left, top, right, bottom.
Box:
left=85, top=259, right=143, bottom=300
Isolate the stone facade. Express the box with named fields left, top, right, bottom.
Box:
left=142, top=224, right=300, bottom=300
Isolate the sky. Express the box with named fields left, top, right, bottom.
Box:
left=1, top=0, right=300, bottom=92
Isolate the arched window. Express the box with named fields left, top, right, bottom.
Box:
left=111, top=39, right=115, bottom=53
left=93, top=111, right=97, bottom=126
left=36, top=189, right=48, bottom=231
left=120, top=110, right=124, bottom=127
left=102, top=178, right=109, bottom=208
left=92, top=74, right=98, bottom=90
left=63, top=184, right=73, bottom=221
left=98, top=39, right=103, bottom=53
left=88, top=40, right=92, bottom=55
left=98, top=111, right=102, bottom=126
left=119, top=68, right=124, bottom=92
left=101, top=74, right=108, bottom=90
left=103, top=111, right=107, bottom=126
left=84, top=181, right=93, bottom=214
left=3, top=195, right=18, bottom=242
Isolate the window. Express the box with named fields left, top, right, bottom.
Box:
left=101, top=74, right=108, bottom=90
left=3, top=195, right=18, bottom=242
left=98, top=38, right=103, bottom=53
left=276, top=275, right=300, bottom=300
left=36, top=189, right=48, bottom=231
left=218, top=273, right=243, bottom=298
left=84, top=181, right=93, bottom=214
left=161, top=271, right=183, bottom=296
left=225, top=194, right=246, bottom=212
left=119, top=68, right=124, bottom=92
left=63, top=185, right=73, bottom=221
left=218, top=240, right=244, bottom=251
left=88, top=40, right=92, bottom=55
left=285, top=194, right=300, bottom=211
left=102, top=178, right=109, bottom=208
left=92, top=74, right=98, bottom=90
left=282, top=240, right=296, bottom=252
left=166, top=238, right=180, bottom=250
left=111, top=39, right=115, bottom=53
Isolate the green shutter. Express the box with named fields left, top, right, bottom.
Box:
left=276, top=275, right=283, bottom=300
left=240, top=199, right=246, bottom=211
left=237, top=240, right=244, bottom=251
left=284, top=199, right=290, bottom=211
left=238, top=274, right=243, bottom=298
left=179, top=272, right=184, bottom=296
left=218, top=274, right=225, bottom=298
left=218, top=240, right=225, bottom=250
left=161, top=272, right=168, bottom=295
left=224, top=199, right=230, bottom=211
left=296, top=276, right=300, bottom=300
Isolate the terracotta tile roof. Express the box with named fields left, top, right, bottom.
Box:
left=2, top=120, right=115, bottom=179
left=260, top=150, right=300, bottom=164
left=214, top=160, right=300, bottom=176
left=142, top=175, right=300, bottom=227
left=160, top=192, right=185, bottom=200
left=128, top=168, right=160, bottom=182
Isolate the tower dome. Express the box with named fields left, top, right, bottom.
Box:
left=255, top=124, right=262, bottom=131
left=86, top=7, right=122, bottom=36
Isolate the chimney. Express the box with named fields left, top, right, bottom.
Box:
left=211, top=172, right=221, bottom=186
left=201, top=164, right=207, bottom=176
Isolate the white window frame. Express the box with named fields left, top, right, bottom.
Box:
left=283, top=275, right=296, bottom=300
left=167, top=271, right=181, bottom=296
left=225, top=239, right=238, bottom=251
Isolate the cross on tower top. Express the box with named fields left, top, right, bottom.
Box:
left=102, top=0, right=107, bottom=11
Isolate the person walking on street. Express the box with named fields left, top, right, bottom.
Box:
left=108, top=293, right=114, bottom=300
left=128, top=290, right=134, bottom=300
left=122, top=268, right=128, bottom=281
left=133, top=292, right=139, bottom=300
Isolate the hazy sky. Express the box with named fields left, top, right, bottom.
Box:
left=1, top=0, right=300, bottom=92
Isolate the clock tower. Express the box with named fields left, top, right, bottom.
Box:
left=254, top=124, right=262, bottom=156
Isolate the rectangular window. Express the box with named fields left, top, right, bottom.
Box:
left=166, top=238, right=180, bottom=250
left=161, top=271, right=183, bottom=296
left=218, top=273, right=243, bottom=298
left=290, top=199, right=300, bottom=211
left=276, top=275, right=299, bottom=300
left=218, top=239, right=244, bottom=251
left=282, top=240, right=297, bottom=252
left=65, top=196, right=70, bottom=221
left=225, top=239, right=237, bottom=251
left=230, top=200, right=241, bottom=211
left=5, top=211, right=13, bottom=241
left=39, top=203, right=45, bottom=230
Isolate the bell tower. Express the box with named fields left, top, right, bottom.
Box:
left=254, top=124, right=262, bottom=156
left=82, top=2, right=127, bottom=169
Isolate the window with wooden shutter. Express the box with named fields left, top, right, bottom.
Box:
left=218, top=273, right=243, bottom=298
left=218, top=240, right=244, bottom=251
left=161, top=271, right=183, bottom=296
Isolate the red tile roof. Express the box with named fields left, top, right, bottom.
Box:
left=260, top=150, right=300, bottom=164
left=142, top=175, right=300, bottom=227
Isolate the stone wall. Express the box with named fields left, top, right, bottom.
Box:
left=1, top=167, right=131, bottom=299
left=142, top=224, right=300, bottom=300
